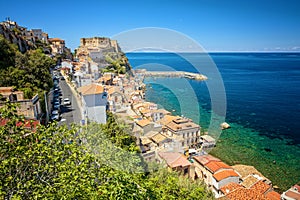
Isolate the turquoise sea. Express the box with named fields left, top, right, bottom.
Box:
left=126, top=52, right=300, bottom=191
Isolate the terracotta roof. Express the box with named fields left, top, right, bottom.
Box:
left=220, top=182, right=243, bottom=195
left=225, top=188, right=268, bottom=200
left=224, top=180, right=278, bottom=200
left=158, top=152, right=191, bottom=168
left=265, top=190, right=281, bottom=200
left=78, top=83, right=104, bottom=95
left=0, top=118, right=40, bottom=129
left=193, top=154, right=220, bottom=166
left=213, top=169, right=239, bottom=182
left=250, top=180, right=271, bottom=194
left=206, top=161, right=231, bottom=173
left=136, top=119, right=151, bottom=127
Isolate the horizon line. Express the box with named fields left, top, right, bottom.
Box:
left=124, top=51, right=300, bottom=53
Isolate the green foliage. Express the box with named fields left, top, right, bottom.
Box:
left=0, top=35, right=16, bottom=70
left=103, top=52, right=131, bottom=74
left=0, top=36, right=54, bottom=100
left=0, top=104, right=214, bottom=199
left=0, top=103, right=100, bottom=199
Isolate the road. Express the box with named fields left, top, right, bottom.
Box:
left=59, top=78, right=82, bottom=126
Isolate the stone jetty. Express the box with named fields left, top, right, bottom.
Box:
left=133, top=69, right=208, bottom=81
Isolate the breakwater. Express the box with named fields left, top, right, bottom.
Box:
left=133, top=69, right=208, bottom=81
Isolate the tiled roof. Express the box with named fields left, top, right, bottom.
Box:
left=78, top=83, right=104, bottom=95
left=157, top=115, right=178, bottom=126
left=220, top=182, right=243, bottom=195
left=136, top=119, right=151, bottom=127
left=0, top=118, right=40, bottom=129
left=206, top=161, right=231, bottom=173
left=265, top=190, right=281, bottom=200
left=193, top=154, right=220, bottom=166
left=165, top=117, right=199, bottom=132
left=226, top=187, right=269, bottom=200
left=158, top=152, right=191, bottom=168
left=150, top=133, right=168, bottom=144
left=232, top=164, right=267, bottom=180
left=250, top=180, right=271, bottom=194
left=242, top=175, right=260, bottom=188
left=213, top=169, right=239, bottom=182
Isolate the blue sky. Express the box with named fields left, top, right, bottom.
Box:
left=1, top=0, right=299, bottom=52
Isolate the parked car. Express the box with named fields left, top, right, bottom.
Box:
left=52, top=110, right=59, bottom=115
left=51, top=114, right=60, bottom=121
left=63, top=98, right=71, bottom=106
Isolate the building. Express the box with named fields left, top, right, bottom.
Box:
left=0, top=87, right=42, bottom=120
left=219, top=180, right=280, bottom=200
left=158, top=152, right=192, bottom=177
left=48, top=38, right=65, bottom=54
left=78, top=37, right=120, bottom=53
left=200, top=135, right=216, bottom=149
left=161, top=116, right=201, bottom=149
left=193, top=154, right=240, bottom=197
left=281, top=184, right=300, bottom=200
left=77, top=83, right=107, bottom=124
left=135, top=119, right=162, bottom=134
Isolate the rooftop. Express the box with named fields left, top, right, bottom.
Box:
left=165, top=117, right=200, bottom=132
left=136, top=119, right=151, bottom=127
left=232, top=164, right=267, bottom=180
left=213, top=169, right=240, bottom=182
left=265, top=190, right=281, bottom=200
left=150, top=133, right=169, bottom=144
left=206, top=161, right=232, bottom=173
left=78, top=83, right=104, bottom=95
left=200, top=135, right=216, bottom=143
left=250, top=180, right=271, bottom=194
left=158, top=152, right=191, bottom=168
left=225, top=187, right=268, bottom=200
left=220, top=182, right=243, bottom=195
left=242, top=175, right=260, bottom=188
left=193, top=154, right=221, bottom=166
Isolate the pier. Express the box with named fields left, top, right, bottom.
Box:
left=133, top=69, right=208, bottom=81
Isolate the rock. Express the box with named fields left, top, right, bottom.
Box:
left=221, top=122, right=231, bottom=130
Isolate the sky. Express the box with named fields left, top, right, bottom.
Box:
left=0, top=0, right=299, bottom=52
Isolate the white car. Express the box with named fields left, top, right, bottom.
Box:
left=63, top=98, right=71, bottom=106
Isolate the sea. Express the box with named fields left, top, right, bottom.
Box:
left=126, top=52, right=300, bottom=191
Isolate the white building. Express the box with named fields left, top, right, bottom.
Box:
left=78, top=83, right=107, bottom=124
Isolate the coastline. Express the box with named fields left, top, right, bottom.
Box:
left=142, top=76, right=300, bottom=192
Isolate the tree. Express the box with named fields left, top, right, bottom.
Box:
left=0, top=104, right=214, bottom=199
left=0, top=102, right=101, bottom=199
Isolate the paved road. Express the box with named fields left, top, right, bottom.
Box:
left=59, top=79, right=81, bottom=126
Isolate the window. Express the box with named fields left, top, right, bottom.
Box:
left=182, top=142, right=184, bottom=147
left=187, top=132, right=189, bottom=137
